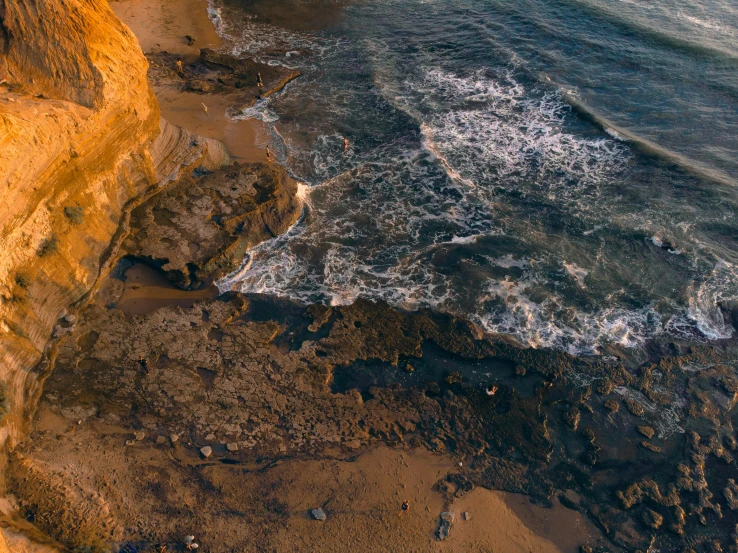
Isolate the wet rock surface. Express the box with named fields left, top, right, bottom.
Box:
left=120, top=162, right=301, bottom=289
left=146, top=49, right=300, bottom=112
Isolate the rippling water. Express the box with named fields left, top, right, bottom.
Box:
left=212, top=0, right=738, bottom=355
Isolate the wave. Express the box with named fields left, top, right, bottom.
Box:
left=560, top=90, right=738, bottom=188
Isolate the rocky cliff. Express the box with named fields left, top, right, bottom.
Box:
left=0, top=0, right=225, bottom=453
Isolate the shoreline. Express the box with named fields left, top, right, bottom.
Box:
left=111, top=0, right=269, bottom=163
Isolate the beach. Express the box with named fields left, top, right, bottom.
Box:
left=16, top=1, right=608, bottom=551
left=111, top=0, right=268, bottom=163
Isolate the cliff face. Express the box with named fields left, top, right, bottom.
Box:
left=0, top=0, right=225, bottom=451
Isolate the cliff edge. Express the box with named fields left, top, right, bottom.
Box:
left=0, top=0, right=225, bottom=453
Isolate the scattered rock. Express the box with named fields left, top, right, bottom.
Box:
left=515, top=365, right=526, bottom=376
left=205, top=433, right=216, bottom=441
left=200, top=446, right=212, bottom=458
left=170, top=434, right=180, bottom=444
left=436, top=511, right=455, bottom=541
left=563, top=407, right=581, bottom=430
left=461, top=511, right=471, bottom=521
left=134, top=431, right=145, bottom=441
left=310, top=508, right=326, bottom=521
left=643, top=508, right=663, bottom=530
left=637, top=426, right=655, bottom=439
left=604, top=399, right=619, bottom=413
left=640, top=441, right=661, bottom=453
left=405, top=363, right=415, bottom=373
left=625, top=398, right=645, bottom=417
left=226, top=443, right=239, bottom=452
left=155, top=436, right=167, bottom=445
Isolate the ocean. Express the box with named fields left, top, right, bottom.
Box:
left=211, top=0, right=738, bottom=356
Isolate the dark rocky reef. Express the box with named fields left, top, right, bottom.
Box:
left=120, top=162, right=301, bottom=289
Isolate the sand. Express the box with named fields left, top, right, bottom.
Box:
left=111, top=0, right=269, bottom=163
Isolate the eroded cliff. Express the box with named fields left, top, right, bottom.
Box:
left=0, top=0, right=225, bottom=452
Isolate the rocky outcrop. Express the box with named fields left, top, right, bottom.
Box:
left=0, top=0, right=226, bottom=450
left=121, top=162, right=301, bottom=289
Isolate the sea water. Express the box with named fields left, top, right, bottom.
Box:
left=212, top=0, right=738, bottom=356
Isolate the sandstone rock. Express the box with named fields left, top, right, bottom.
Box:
left=200, top=446, right=213, bottom=458
left=603, top=399, right=619, bottom=412
left=625, top=398, right=645, bottom=416
left=563, top=407, right=581, bottom=430
left=226, top=443, right=239, bottom=452
left=310, top=508, right=326, bottom=521
left=436, top=511, right=455, bottom=541
left=122, top=163, right=301, bottom=289
left=643, top=508, right=663, bottom=529
left=134, top=431, right=145, bottom=441
left=637, top=426, right=655, bottom=439
left=170, top=434, right=180, bottom=444
left=156, top=436, right=167, bottom=445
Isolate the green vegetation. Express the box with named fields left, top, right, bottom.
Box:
left=37, top=235, right=58, bottom=257
left=64, top=205, right=85, bottom=225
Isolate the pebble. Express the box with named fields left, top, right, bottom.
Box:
left=462, top=511, right=471, bottom=521
left=205, top=433, right=216, bottom=441
left=200, top=446, right=212, bottom=458
left=156, top=436, right=167, bottom=445
left=226, top=442, right=239, bottom=452
left=134, top=431, right=146, bottom=441
left=310, top=508, right=326, bottom=521
left=170, top=434, right=179, bottom=444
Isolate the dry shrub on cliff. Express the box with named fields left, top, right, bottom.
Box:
left=64, top=206, right=84, bottom=225
left=0, top=381, right=7, bottom=420
left=37, top=235, right=58, bottom=257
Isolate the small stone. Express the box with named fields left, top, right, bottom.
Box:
left=625, top=398, right=645, bottom=417
left=637, top=425, right=655, bottom=439
left=641, top=441, right=661, bottom=453
left=461, top=511, right=471, bottom=521
left=563, top=407, right=581, bottom=430
left=134, top=431, right=145, bottom=441
left=514, top=365, right=526, bottom=376
left=311, top=508, right=326, bottom=521
left=604, top=399, right=619, bottom=413
left=200, top=446, right=212, bottom=458
left=124, top=439, right=136, bottom=446
left=156, top=436, right=167, bottom=445
left=170, top=434, right=179, bottom=444
left=226, top=442, right=239, bottom=452
left=437, top=511, right=455, bottom=541
left=404, top=363, right=415, bottom=373
left=205, top=433, right=216, bottom=441
left=643, top=508, right=664, bottom=529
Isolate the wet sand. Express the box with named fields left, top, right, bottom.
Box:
left=111, top=0, right=269, bottom=163
left=114, top=263, right=219, bottom=316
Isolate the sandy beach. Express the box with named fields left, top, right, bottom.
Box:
left=111, top=0, right=269, bottom=163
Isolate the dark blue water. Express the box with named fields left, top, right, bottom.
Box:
left=212, top=0, right=738, bottom=355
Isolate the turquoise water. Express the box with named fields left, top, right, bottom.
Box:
left=213, top=0, right=738, bottom=355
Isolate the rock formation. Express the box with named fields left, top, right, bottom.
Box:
left=0, top=0, right=226, bottom=450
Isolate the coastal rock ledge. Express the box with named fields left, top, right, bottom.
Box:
left=0, top=0, right=225, bottom=470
